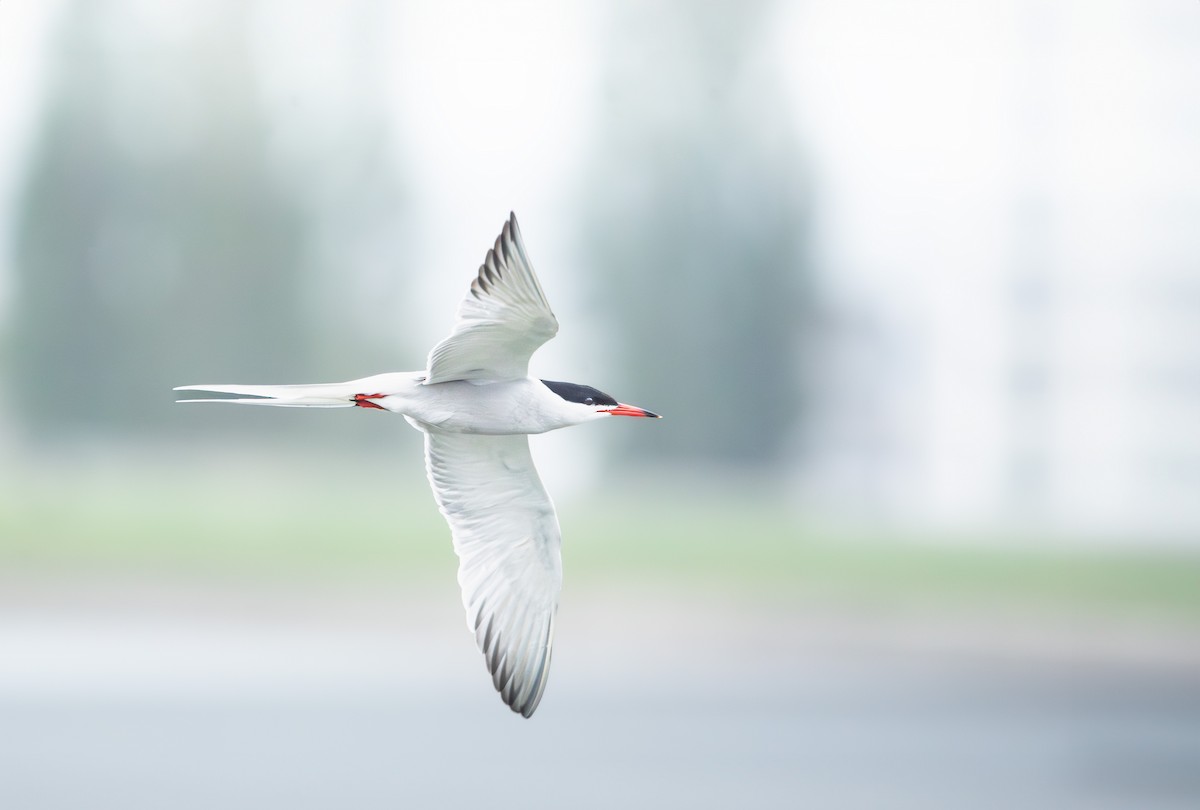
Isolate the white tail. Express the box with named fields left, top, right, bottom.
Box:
left=175, top=372, right=416, bottom=409
left=173, top=382, right=359, bottom=408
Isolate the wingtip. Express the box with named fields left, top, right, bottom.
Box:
left=507, top=690, right=542, bottom=719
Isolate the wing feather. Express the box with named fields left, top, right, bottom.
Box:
left=422, top=429, right=561, bottom=717
left=424, top=213, right=559, bottom=384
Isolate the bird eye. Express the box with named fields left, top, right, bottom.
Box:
left=583, top=397, right=595, bottom=406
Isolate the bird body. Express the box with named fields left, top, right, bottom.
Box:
left=178, top=374, right=605, bottom=434
left=176, top=214, right=658, bottom=717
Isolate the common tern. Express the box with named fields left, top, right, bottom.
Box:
left=176, top=213, right=660, bottom=717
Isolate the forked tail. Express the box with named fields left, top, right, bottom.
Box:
left=174, top=381, right=364, bottom=408
left=175, top=372, right=416, bottom=410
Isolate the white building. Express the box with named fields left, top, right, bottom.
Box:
left=787, top=1, right=1200, bottom=540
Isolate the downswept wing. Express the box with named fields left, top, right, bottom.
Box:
left=424, top=213, right=558, bottom=384
left=422, top=429, right=562, bottom=717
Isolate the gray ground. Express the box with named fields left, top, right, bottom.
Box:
left=1, top=580, right=1198, bottom=810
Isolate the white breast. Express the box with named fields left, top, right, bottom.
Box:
left=402, top=378, right=579, bottom=435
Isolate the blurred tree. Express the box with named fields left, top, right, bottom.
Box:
left=581, top=0, right=813, bottom=467
left=9, top=0, right=316, bottom=437
left=256, top=1, right=409, bottom=379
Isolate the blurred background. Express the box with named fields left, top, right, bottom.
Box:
left=1, top=1, right=1198, bottom=807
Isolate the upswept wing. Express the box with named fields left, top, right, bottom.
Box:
left=422, top=429, right=562, bottom=717
left=424, top=213, right=558, bottom=384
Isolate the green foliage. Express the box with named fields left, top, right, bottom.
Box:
left=2, top=465, right=1197, bottom=621
left=9, top=3, right=313, bottom=437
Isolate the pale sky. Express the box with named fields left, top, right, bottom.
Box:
left=0, top=0, right=1196, bottom=533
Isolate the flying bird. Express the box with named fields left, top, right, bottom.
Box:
left=176, top=213, right=660, bottom=717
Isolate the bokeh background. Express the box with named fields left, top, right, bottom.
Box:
left=2, top=1, right=1198, bottom=808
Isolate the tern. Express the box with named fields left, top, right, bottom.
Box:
left=176, top=213, right=660, bottom=717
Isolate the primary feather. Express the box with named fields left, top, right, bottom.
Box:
left=423, top=430, right=561, bottom=717
left=424, top=213, right=559, bottom=385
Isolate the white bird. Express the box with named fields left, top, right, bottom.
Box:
left=175, top=213, right=659, bottom=717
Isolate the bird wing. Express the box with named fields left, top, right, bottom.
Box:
left=424, top=213, right=559, bottom=384
left=422, top=429, right=562, bottom=717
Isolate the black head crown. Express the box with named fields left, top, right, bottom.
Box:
left=541, top=380, right=618, bottom=408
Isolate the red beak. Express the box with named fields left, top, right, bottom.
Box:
left=603, top=403, right=661, bottom=418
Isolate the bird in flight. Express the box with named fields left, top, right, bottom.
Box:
left=176, top=213, right=660, bottom=717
